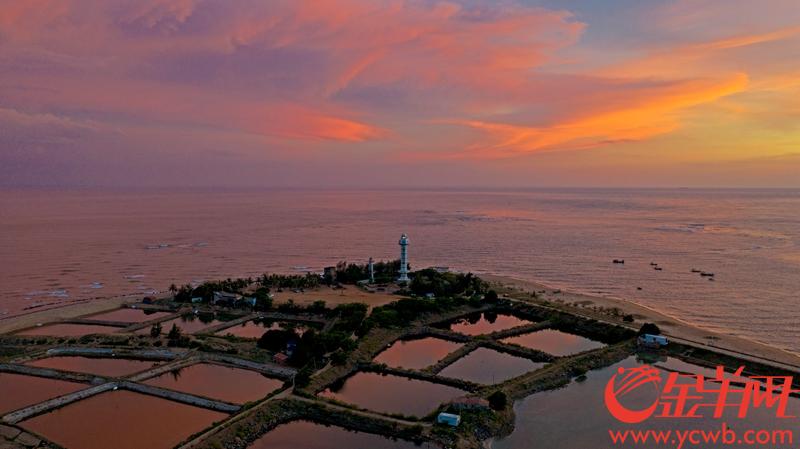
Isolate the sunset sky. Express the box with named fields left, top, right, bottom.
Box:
left=1, top=0, right=799, bottom=188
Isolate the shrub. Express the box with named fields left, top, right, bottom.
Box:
left=638, top=322, right=661, bottom=335
left=150, top=322, right=162, bottom=338
left=488, top=391, right=507, bottom=411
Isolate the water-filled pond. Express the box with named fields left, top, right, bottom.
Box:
left=247, top=420, right=427, bottom=449
left=319, top=372, right=466, bottom=417
left=216, top=319, right=317, bottom=339
left=85, top=308, right=172, bottom=323
left=446, top=312, right=533, bottom=336
left=143, top=363, right=284, bottom=404
left=501, top=329, right=606, bottom=356
left=438, top=347, right=545, bottom=385
left=136, top=314, right=228, bottom=335
left=373, top=337, right=463, bottom=370
left=0, top=373, right=86, bottom=414
left=20, top=390, right=226, bottom=449
left=26, top=356, right=159, bottom=377
left=16, top=323, right=120, bottom=336
left=492, top=356, right=800, bottom=449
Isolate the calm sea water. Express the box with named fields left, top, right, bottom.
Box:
left=1, top=188, right=798, bottom=351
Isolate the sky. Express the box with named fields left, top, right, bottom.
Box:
left=1, top=0, right=799, bottom=188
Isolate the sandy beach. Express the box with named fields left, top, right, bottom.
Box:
left=0, top=296, right=135, bottom=335
left=482, top=273, right=800, bottom=370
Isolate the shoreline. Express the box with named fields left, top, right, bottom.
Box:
left=3, top=271, right=800, bottom=371
left=0, top=294, right=139, bottom=334
left=481, top=273, right=800, bottom=370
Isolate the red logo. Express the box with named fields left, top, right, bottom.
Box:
left=604, top=365, right=662, bottom=423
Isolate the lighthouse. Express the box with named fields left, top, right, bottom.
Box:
left=368, top=257, right=375, bottom=284
left=398, top=234, right=410, bottom=283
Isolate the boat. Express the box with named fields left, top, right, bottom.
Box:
left=650, top=262, right=658, bottom=266
left=654, top=267, right=663, bottom=271
left=690, top=268, right=701, bottom=273
left=700, top=272, right=715, bottom=277
left=612, top=259, right=625, bottom=264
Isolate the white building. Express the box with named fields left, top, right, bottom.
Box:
left=398, top=233, right=410, bottom=282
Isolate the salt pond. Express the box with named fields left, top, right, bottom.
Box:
left=0, top=373, right=86, bottom=414
left=373, top=337, right=463, bottom=370
left=26, top=356, right=159, bottom=377
left=501, top=329, right=605, bottom=356
left=438, top=347, right=545, bottom=385
left=85, top=308, right=172, bottom=323
left=16, top=323, right=120, bottom=337
left=20, top=390, right=226, bottom=449
left=144, top=363, right=284, bottom=404
left=446, top=312, right=532, bottom=336
left=216, top=319, right=317, bottom=339
left=247, top=420, right=426, bottom=449
left=320, top=372, right=465, bottom=417
left=136, top=315, right=228, bottom=335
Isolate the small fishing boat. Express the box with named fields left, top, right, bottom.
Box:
left=690, top=268, right=701, bottom=273
left=613, top=259, right=625, bottom=264
left=700, top=272, right=715, bottom=277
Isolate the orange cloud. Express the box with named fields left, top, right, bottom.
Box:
left=449, top=73, right=749, bottom=158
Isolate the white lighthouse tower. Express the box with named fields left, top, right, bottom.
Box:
left=368, top=257, right=375, bottom=284
left=398, top=234, right=410, bottom=283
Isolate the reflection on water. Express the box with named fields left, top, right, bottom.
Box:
left=86, top=308, right=172, bottom=323
left=216, top=319, right=315, bottom=339
left=447, top=312, right=533, bottom=336
left=502, top=329, right=606, bottom=356
left=492, top=356, right=800, bottom=449
left=319, top=372, right=465, bottom=417
left=135, top=314, right=227, bottom=335
left=26, top=356, right=159, bottom=377
left=438, top=348, right=544, bottom=385
left=16, top=323, right=119, bottom=336
left=373, top=337, right=463, bottom=370
left=143, top=363, right=283, bottom=404
left=20, top=390, right=226, bottom=449
left=0, top=373, right=86, bottom=414
left=247, top=420, right=425, bottom=449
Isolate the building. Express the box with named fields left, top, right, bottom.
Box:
left=398, top=233, right=410, bottom=282
left=212, top=291, right=242, bottom=306
left=437, top=412, right=461, bottom=427
left=368, top=257, right=375, bottom=284
left=638, top=334, right=668, bottom=348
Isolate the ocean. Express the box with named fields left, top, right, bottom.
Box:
left=1, top=188, right=798, bottom=352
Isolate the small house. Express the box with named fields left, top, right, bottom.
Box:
left=638, top=334, right=668, bottom=348
left=437, top=412, right=461, bottom=427
left=212, top=291, right=242, bottom=306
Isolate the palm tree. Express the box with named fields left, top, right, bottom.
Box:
left=169, top=283, right=178, bottom=296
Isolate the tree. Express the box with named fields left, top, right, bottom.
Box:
left=484, top=290, right=499, bottom=303
left=167, top=323, right=182, bottom=340
left=309, top=300, right=327, bottom=314
left=638, top=322, right=661, bottom=335
left=488, top=391, right=507, bottom=410
left=150, top=322, right=162, bottom=338
left=169, top=284, right=178, bottom=296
